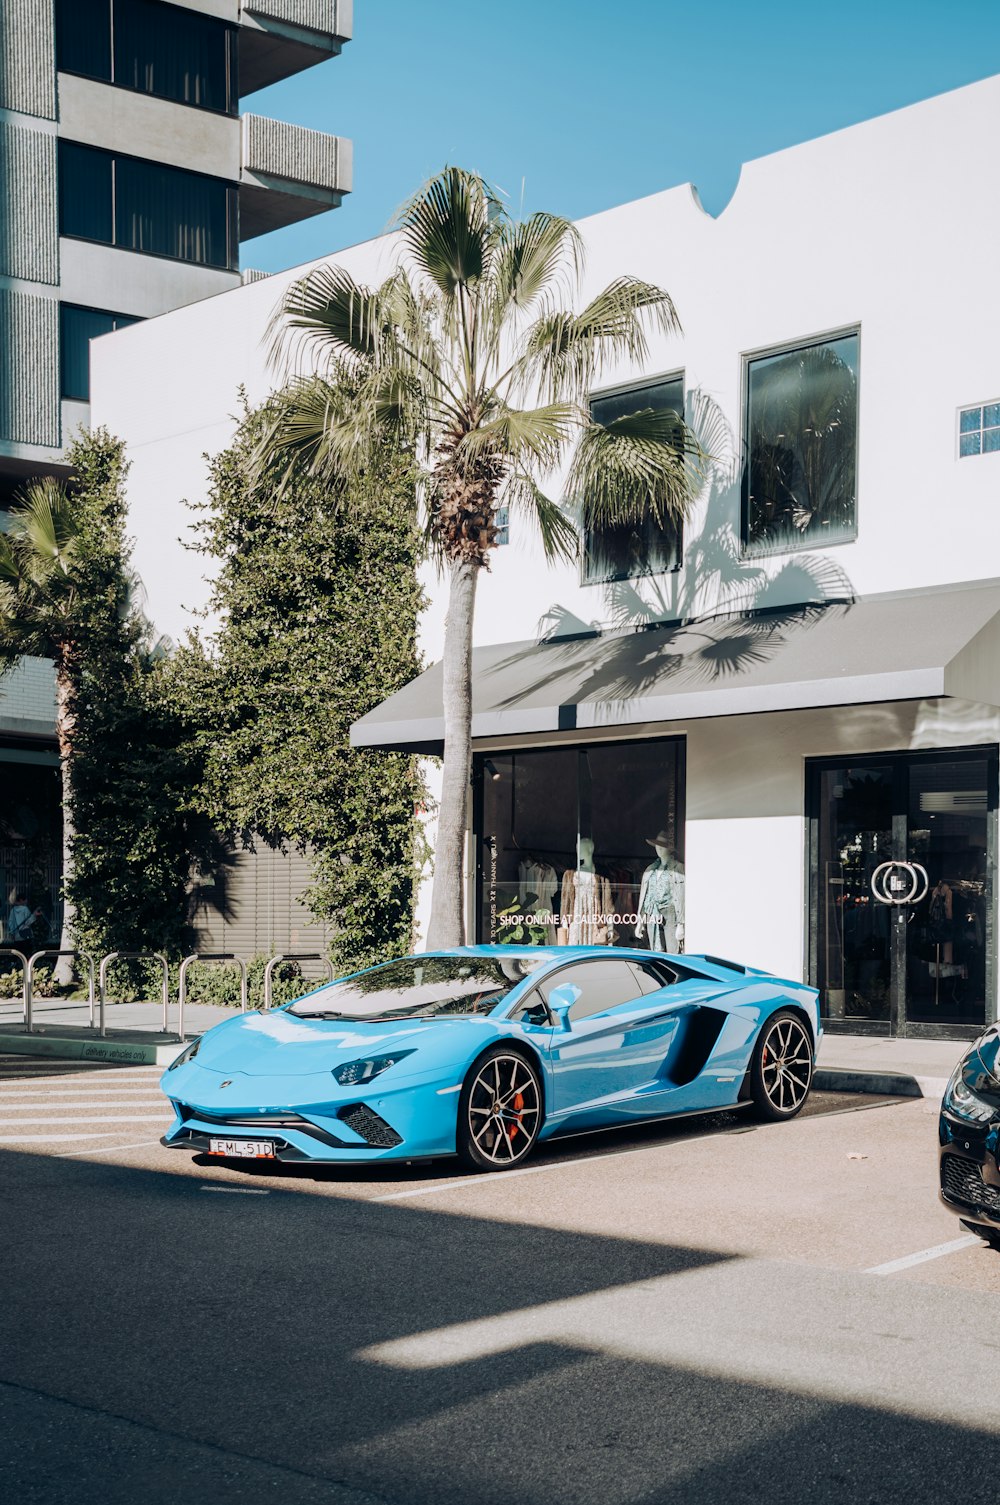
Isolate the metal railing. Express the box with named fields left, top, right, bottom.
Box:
left=263, top=953, right=334, bottom=1011
left=26, top=949, right=95, bottom=1032
left=99, top=952, right=169, bottom=1038
left=178, top=953, right=248, bottom=1041
left=0, top=945, right=29, bottom=1021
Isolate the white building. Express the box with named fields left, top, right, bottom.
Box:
left=91, top=73, right=1000, bottom=1040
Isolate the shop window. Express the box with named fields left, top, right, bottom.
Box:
left=477, top=738, right=685, bottom=955
left=959, top=403, right=1000, bottom=457
left=583, top=377, right=684, bottom=585
left=56, top=0, right=237, bottom=115
left=743, top=332, right=859, bottom=555
left=58, top=141, right=238, bottom=272
left=60, top=305, right=142, bottom=402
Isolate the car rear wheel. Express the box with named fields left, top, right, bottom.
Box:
left=749, top=1010, right=813, bottom=1121
left=457, top=1049, right=542, bottom=1171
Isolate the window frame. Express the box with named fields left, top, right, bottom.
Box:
left=740, top=324, right=861, bottom=560
left=581, top=370, right=686, bottom=587
left=60, top=303, right=143, bottom=401
left=957, top=401, right=1000, bottom=459
left=58, top=139, right=239, bottom=272
left=55, top=0, right=239, bottom=117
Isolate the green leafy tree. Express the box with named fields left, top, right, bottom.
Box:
left=179, top=394, right=423, bottom=973
left=261, top=166, right=705, bottom=946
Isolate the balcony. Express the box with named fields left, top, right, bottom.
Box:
left=239, top=0, right=353, bottom=96
left=240, top=114, right=351, bottom=238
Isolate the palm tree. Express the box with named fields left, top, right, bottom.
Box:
left=261, top=167, right=705, bottom=948
left=0, top=479, right=84, bottom=983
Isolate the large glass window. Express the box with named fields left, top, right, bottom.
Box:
left=743, top=332, right=859, bottom=554
left=584, top=378, right=684, bottom=585
left=959, top=403, right=1000, bottom=458
left=56, top=0, right=236, bottom=114
left=61, top=305, right=142, bottom=401
left=58, top=141, right=238, bottom=271
left=476, top=738, right=685, bottom=954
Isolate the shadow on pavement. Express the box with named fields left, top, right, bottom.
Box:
left=2, top=1146, right=998, bottom=1504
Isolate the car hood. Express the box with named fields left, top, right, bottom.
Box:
left=192, top=1009, right=484, bottom=1077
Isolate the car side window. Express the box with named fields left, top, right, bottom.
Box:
left=509, top=988, right=552, bottom=1027
left=628, top=961, right=675, bottom=995
left=540, top=960, right=645, bottom=1023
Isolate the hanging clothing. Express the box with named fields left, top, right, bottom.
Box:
left=637, top=860, right=685, bottom=952
left=518, top=859, right=558, bottom=919
left=559, top=868, right=614, bottom=946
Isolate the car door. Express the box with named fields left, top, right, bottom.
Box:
left=543, top=958, right=686, bottom=1122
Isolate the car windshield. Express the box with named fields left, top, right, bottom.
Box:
left=287, top=955, right=546, bottom=1022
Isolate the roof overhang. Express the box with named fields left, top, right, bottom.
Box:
left=350, top=581, right=1000, bottom=754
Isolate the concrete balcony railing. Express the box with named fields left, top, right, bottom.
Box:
left=239, top=114, right=352, bottom=239
left=239, top=0, right=353, bottom=96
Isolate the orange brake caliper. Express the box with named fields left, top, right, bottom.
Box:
left=509, top=1090, right=524, bottom=1140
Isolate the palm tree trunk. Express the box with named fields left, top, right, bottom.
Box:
left=425, top=559, right=478, bottom=949
left=53, top=667, right=76, bottom=988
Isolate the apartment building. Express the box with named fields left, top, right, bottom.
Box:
left=0, top=0, right=352, bottom=947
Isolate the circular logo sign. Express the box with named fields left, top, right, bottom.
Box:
left=870, top=861, right=929, bottom=906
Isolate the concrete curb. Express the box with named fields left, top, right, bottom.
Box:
left=0, top=1032, right=189, bottom=1067
left=815, top=1066, right=948, bottom=1100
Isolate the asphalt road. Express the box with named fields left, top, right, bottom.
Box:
left=2, top=1060, right=999, bottom=1504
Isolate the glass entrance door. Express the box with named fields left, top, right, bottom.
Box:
left=809, top=749, right=995, bottom=1035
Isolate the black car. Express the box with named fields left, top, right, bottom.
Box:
left=939, top=1025, right=1000, bottom=1250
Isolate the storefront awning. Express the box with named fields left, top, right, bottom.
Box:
left=349, top=579, right=1000, bottom=754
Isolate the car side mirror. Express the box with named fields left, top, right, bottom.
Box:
left=548, top=983, right=581, bottom=1030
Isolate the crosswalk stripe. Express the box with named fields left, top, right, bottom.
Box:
left=0, top=1114, right=172, bottom=1126
left=0, top=1094, right=167, bottom=1103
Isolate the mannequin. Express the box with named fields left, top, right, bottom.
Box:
left=635, top=830, right=685, bottom=953
left=559, top=836, right=614, bottom=945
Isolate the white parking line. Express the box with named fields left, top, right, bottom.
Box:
left=864, top=1234, right=982, bottom=1275
left=200, top=1186, right=270, bottom=1196
left=0, top=1132, right=123, bottom=1142
left=0, top=1114, right=171, bottom=1126
left=0, top=1088, right=167, bottom=1098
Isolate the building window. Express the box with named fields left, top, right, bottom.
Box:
left=743, top=331, right=859, bottom=555
left=584, top=377, right=684, bottom=585
left=61, top=305, right=142, bottom=401
left=56, top=0, right=237, bottom=115
left=959, top=403, right=1000, bottom=457
left=476, top=739, right=685, bottom=951
left=494, top=505, right=509, bottom=546
left=58, top=141, right=239, bottom=272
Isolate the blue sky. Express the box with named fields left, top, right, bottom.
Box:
left=246, top=0, right=1000, bottom=274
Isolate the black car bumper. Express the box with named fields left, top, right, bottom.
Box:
left=938, top=1110, right=1000, bottom=1236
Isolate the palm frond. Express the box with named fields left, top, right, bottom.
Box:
left=460, top=401, right=578, bottom=473
left=395, top=166, right=504, bottom=300
left=489, top=213, right=582, bottom=317
left=7, top=478, right=81, bottom=582
left=520, top=277, right=681, bottom=402
left=504, top=469, right=579, bottom=564
left=567, top=407, right=706, bottom=530
left=268, top=264, right=382, bottom=375
left=253, top=375, right=377, bottom=490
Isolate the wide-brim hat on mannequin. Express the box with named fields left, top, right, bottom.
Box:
left=645, top=829, right=674, bottom=850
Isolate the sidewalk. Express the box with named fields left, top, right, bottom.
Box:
left=816, top=1032, right=969, bottom=1100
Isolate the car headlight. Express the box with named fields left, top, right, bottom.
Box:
left=333, top=1051, right=413, bottom=1086
left=166, top=1038, right=201, bottom=1072
left=944, top=1069, right=995, bottom=1124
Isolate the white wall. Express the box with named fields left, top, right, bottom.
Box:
left=91, top=73, right=1000, bottom=653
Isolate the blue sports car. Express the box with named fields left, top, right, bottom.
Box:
left=161, top=946, right=820, bottom=1172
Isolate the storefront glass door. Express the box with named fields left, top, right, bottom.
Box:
left=809, top=749, right=996, bottom=1035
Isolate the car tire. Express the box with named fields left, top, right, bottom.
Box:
left=748, top=1009, right=814, bottom=1122
left=457, top=1048, right=543, bottom=1172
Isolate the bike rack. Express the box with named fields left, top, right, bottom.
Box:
left=98, top=951, right=170, bottom=1038
left=178, top=952, right=248, bottom=1040
left=263, top=953, right=334, bottom=1012
left=26, top=950, right=96, bottom=1033
left=0, top=946, right=29, bottom=1023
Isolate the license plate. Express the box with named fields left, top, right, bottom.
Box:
left=208, top=1138, right=276, bottom=1158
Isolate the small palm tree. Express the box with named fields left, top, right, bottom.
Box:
left=0, top=478, right=84, bottom=982
left=262, top=167, right=705, bottom=947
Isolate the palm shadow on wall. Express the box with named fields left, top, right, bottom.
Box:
left=492, top=387, right=857, bottom=716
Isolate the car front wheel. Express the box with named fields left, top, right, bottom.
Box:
left=457, top=1048, right=542, bottom=1171
left=749, top=1010, right=813, bottom=1121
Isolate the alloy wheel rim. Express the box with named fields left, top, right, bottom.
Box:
left=760, top=1018, right=812, bottom=1113
left=468, top=1055, right=540, bottom=1164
